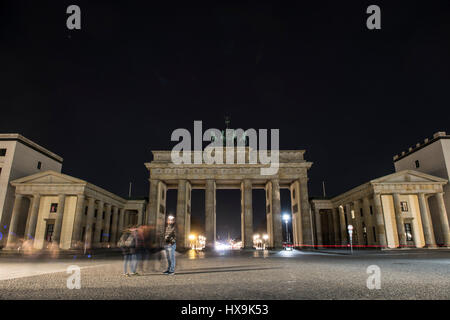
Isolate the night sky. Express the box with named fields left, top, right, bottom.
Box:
left=1, top=1, right=449, bottom=239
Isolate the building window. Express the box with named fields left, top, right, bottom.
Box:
left=400, top=201, right=409, bottom=212
left=0, top=167, right=2, bottom=177
left=415, top=160, right=420, bottom=168
left=37, top=161, right=42, bottom=170
left=0, top=149, right=6, bottom=157
left=102, top=211, right=105, bottom=219
left=94, top=209, right=98, bottom=218
left=45, top=223, right=54, bottom=242
left=360, top=208, right=363, bottom=217
left=369, top=205, right=373, bottom=215
left=50, top=203, right=58, bottom=213
left=372, top=227, right=377, bottom=242
left=404, top=223, right=413, bottom=241
left=85, top=206, right=88, bottom=215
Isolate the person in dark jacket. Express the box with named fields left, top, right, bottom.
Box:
left=118, top=227, right=138, bottom=276
left=163, top=216, right=176, bottom=275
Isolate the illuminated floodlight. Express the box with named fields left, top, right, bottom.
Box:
left=188, top=234, right=196, bottom=241
left=282, top=214, right=290, bottom=222
left=263, top=234, right=269, bottom=240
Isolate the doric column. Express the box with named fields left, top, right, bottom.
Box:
left=102, top=204, right=112, bottom=243
left=6, top=194, right=25, bottom=248
left=373, top=193, right=388, bottom=248
left=110, top=206, right=119, bottom=245
left=71, top=194, right=86, bottom=247
left=314, top=207, right=322, bottom=247
left=327, top=211, right=334, bottom=244
left=436, top=192, right=450, bottom=247
left=363, top=197, right=375, bottom=244
left=353, top=200, right=364, bottom=245
left=241, top=179, right=253, bottom=249
left=392, top=193, right=407, bottom=247
left=84, top=197, right=96, bottom=249
left=93, top=200, right=104, bottom=246
left=118, top=208, right=125, bottom=236
left=290, top=180, right=302, bottom=247
left=331, top=207, right=340, bottom=245
left=137, top=207, right=143, bottom=226
left=52, top=194, right=66, bottom=245
left=271, top=179, right=283, bottom=249
left=205, top=179, right=216, bottom=249
left=24, top=194, right=41, bottom=241
left=176, top=179, right=188, bottom=249
left=418, top=193, right=436, bottom=247
left=338, top=205, right=347, bottom=245
left=299, top=177, right=313, bottom=245
left=265, top=181, right=274, bottom=247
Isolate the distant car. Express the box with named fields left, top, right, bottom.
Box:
left=283, top=242, right=293, bottom=251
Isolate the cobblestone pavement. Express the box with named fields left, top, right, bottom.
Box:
left=0, top=249, right=449, bottom=299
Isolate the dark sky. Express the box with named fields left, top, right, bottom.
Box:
left=1, top=1, right=450, bottom=239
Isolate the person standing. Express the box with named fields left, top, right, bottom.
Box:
left=163, top=216, right=176, bottom=275
left=118, top=227, right=139, bottom=276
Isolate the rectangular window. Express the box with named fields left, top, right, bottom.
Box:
left=400, top=201, right=409, bottom=212
left=360, top=208, right=363, bottom=217
left=0, top=149, right=6, bottom=156
left=369, top=205, right=373, bottom=215
left=94, top=209, right=98, bottom=218
left=50, top=203, right=58, bottom=213
left=85, top=206, right=88, bottom=215
left=37, top=161, right=42, bottom=170
left=404, top=223, right=413, bottom=241
left=45, top=223, right=54, bottom=242
left=372, top=226, right=377, bottom=242
left=0, top=167, right=2, bottom=177
left=415, top=160, right=420, bottom=168
left=102, top=211, right=105, bottom=219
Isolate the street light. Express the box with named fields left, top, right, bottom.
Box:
left=282, top=213, right=291, bottom=244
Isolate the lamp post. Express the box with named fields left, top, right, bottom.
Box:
left=348, top=225, right=353, bottom=254
left=282, top=214, right=291, bottom=244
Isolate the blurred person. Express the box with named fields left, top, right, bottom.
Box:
left=163, top=216, right=176, bottom=275
left=118, top=227, right=138, bottom=276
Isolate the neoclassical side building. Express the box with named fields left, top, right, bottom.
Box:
left=310, top=170, right=450, bottom=248
left=5, top=171, right=146, bottom=250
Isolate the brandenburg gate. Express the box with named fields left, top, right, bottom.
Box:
left=145, top=148, right=313, bottom=250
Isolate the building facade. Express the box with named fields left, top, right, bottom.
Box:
left=0, top=134, right=63, bottom=246
left=393, top=131, right=450, bottom=245
left=311, top=170, right=450, bottom=248
left=5, top=170, right=146, bottom=250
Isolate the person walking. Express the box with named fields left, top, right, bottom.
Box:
left=118, top=227, right=139, bottom=276
left=163, top=216, right=176, bottom=275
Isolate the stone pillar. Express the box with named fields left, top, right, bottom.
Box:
left=84, top=197, right=96, bottom=249
left=331, top=207, right=340, bottom=245
left=353, top=200, right=364, bottom=245
left=265, top=181, right=274, bottom=247
left=417, top=193, right=436, bottom=247
left=148, top=179, right=167, bottom=247
left=24, top=194, right=41, bottom=241
left=271, top=179, right=283, bottom=249
left=118, top=208, right=125, bottom=236
left=137, top=207, right=143, bottom=226
left=71, top=194, right=86, bottom=247
left=110, top=206, right=119, bottom=245
left=392, top=193, right=407, bottom=247
left=6, top=194, right=25, bottom=248
left=102, top=204, right=112, bottom=243
left=373, top=193, right=388, bottom=248
left=299, top=177, right=313, bottom=245
left=93, top=200, right=104, bottom=246
left=176, top=179, right=188, bottom=249
left=436, top=192, right=450, bottom=247
left=338, top=205, right=347, bottom=245
left=314, top=207, right=322, bottom=247
left=363, top=197, right=375, bottom=245
left=52, top=194, right=66, bottom=245
left=205, top=179, right=216, bottom=249
left=327, top=211, right=334, bottom=245
left=290, top=180, right=302, bottom=247
left=241, top=179, right=253, bottom=249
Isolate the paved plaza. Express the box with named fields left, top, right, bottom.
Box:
left=0, top=249, right=449, bottom=300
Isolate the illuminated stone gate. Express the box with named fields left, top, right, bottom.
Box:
left=145, top=149, right=313, bottom=250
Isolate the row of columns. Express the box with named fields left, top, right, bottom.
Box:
left=6, top=193, right=143, bottom=250
left=148, top=177, right=312, bottom=250
left=320, top=192, right=450, bottom=248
